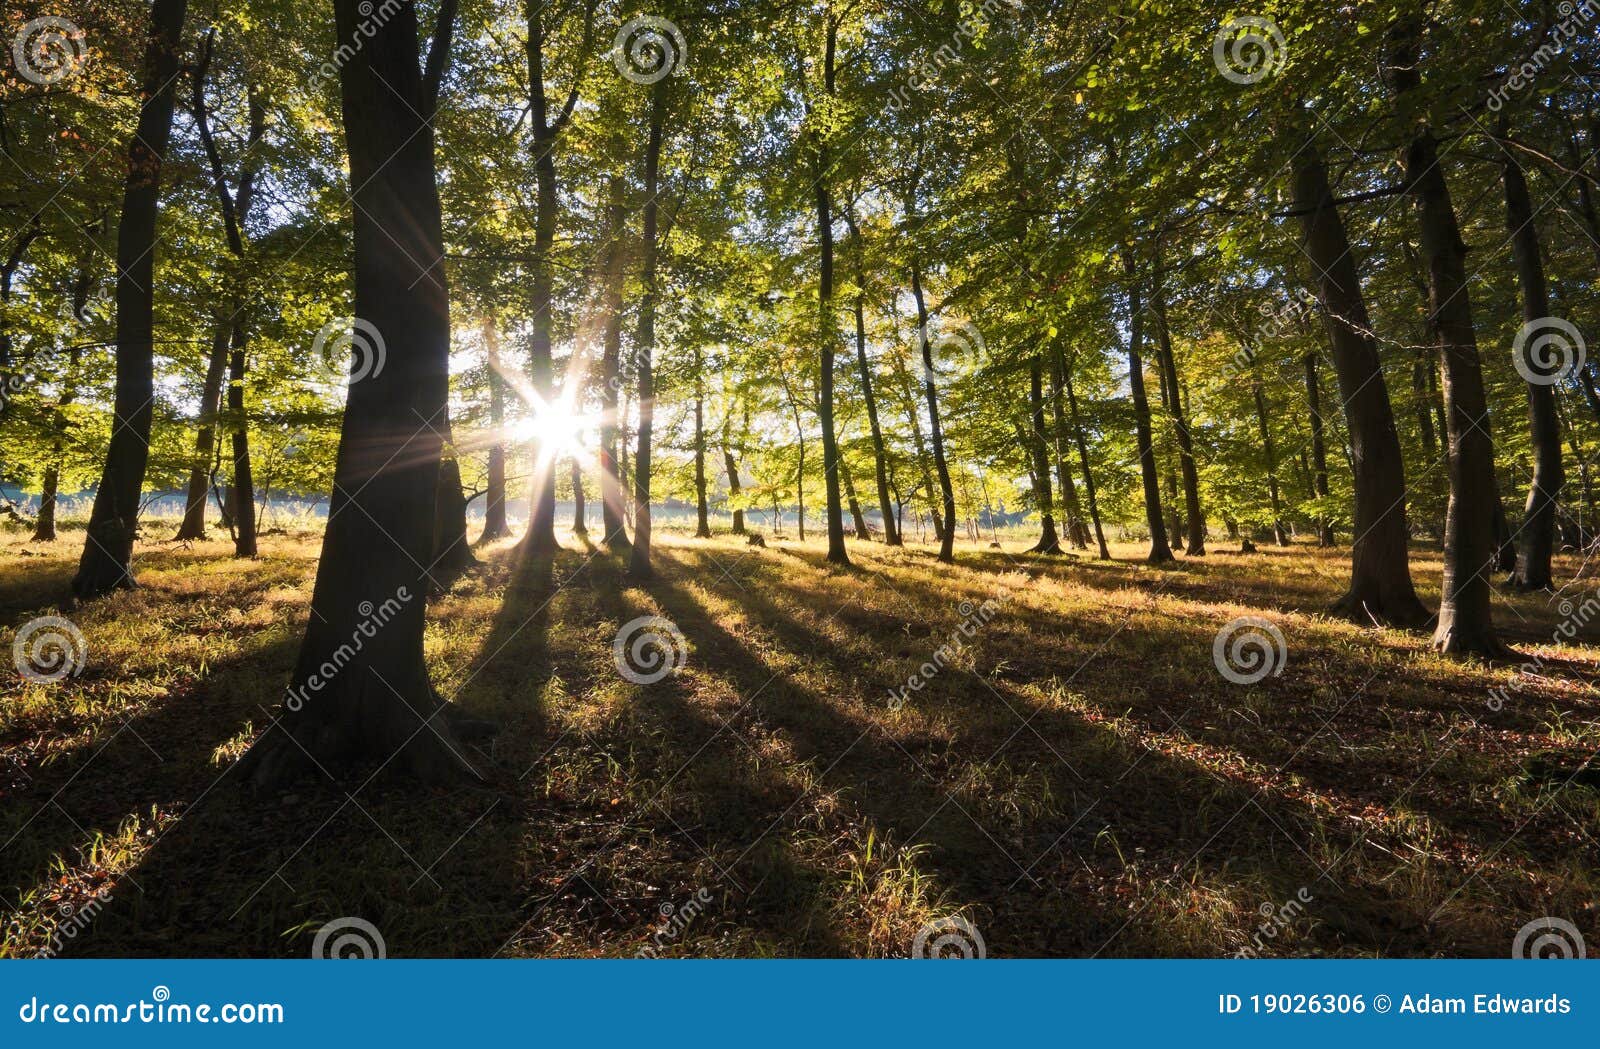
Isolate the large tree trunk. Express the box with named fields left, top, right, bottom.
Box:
left=1026, top=359, right=1062, bottom=554
left=1291, top=137, right=1428, bottom=625
left=239, top=0, right=474, bottom=788
left=1389, top=23, right=1507, bottom=655
left=1152, top=279, right=1204, bottom=554
left=479, top=320, right=510, bottom=542
left=910, top=259, right=956, bottom=562
left=1124, top=254, right=1173, bottom=563
left=843, top=209, right=899, bottom=545
left=72, top=0, right=188, bottom=598
left=1499, top=119, right=1563, bottom=590
left=1304, top=352, right=1334, bottom=546
left=627, top=84, right=665, bottom=580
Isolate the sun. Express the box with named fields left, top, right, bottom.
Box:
left=510, top=399, right=592, bottom=457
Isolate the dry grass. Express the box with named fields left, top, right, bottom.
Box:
left=2, top=522, right=1598, bottom=957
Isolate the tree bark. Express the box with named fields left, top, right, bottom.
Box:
left=693, top=350, right=710, bottom=537
left=479, top=319, right=510, bottom=541
left=239, top=0, right=474, bottom=788
left=1047, top=346, right=1089, bottom=549
left=1152, top=278, right=1205, bottom=554
left=1290, top=136, right=1428, bottom=625
left=813, top=16, right=849, bottom=566
left=596, top=176, right=630, bottom=550
left=72, top=0, right=188, bottom=598
left=1064, top=366, right=1110, bottom=559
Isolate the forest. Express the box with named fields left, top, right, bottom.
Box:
left=1, top=0, right=1597, bottom=959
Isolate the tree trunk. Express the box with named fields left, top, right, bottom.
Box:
left=627, top=84, right=665, bottom=580
left=570, top=456, right=587, bottom=536
left=724, top=446, right=745, bottom=534
left=1291, top=136, right=1428, bottom=625
left=843, top=208, right=899, bottom=545
left=596, top=176, right=630, bottom=550
left=693, top=354, right=710, bottom=537
left=479, top=319, right=510, bottom=541
left=174, top=322, right=230, bottom=540
left=813, top=20, right=849, bottom=567
left=239, top=0, right=474, bottom=788
left=72, top=0, right=188, bottom=598
left=841, top=453, right=870, bottom=539
left=1250, top=366, right=1289, bottom=545
left=1152, top=280, right=1204, bottom=554
left=1499, top=118, right=1562, bottom=590
left=1048, top=346, right=1089, bottom=549
left=227, top=319, right=257, bottom=558
left=1390, top=22, right=1507, bottom=655
left=1304, top=352, right=1334, bottom=546
left=1124, top=254, right=1173, bottom=563
left=910, top=259, right=956, bottom=562
left=1026, top=359, right=1062, bottom=554
left=1065, top=367, right=1110, bottom=559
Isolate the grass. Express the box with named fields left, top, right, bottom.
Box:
left=2, top=520, right=1598, bottom=957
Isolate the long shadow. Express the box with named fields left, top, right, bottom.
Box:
left=638, top=547, right=1366, bottom=955
left=743, top=554, right=1599, bottom=901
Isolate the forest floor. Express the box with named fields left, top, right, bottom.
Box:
left=2, top=523, right=1598, bottom=958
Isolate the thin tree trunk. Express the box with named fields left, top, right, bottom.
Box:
left=693, top=351, right=710, bottom=537
left=813, top=16, right=848, bottom=566
left=1305, top=352, right=1334, bottom=546
left=227, top=320, right=257, bottom=557
left=843, top=207, right=899, bottom=545
left=1499, top=117, right=1562, bottom=590
left=1123, top=253, right=1173, bottom=563
left=72, top=0, right=188, bottom=597
left=723, top=447, right=744, bottom=534
left=175, top=322, right=229, bottom=540
left=1250, top=363, right=1289, bottom=545
left=1048, top=346, right=1089, bottom=549
left=1152, top=278, right=1204, bottom=554
left=479, top=319, right=510, bottom=541
left=596, top=176, right=629, bottom=550
left=628, top=82, right=665, bottom=580
left=571, top=456, right=587, bottom=536
left=1065, top=367, right=1110, bottom=559
left=841, top=451, right=870, bottom=539
left=910, top=258, right=956, bottom=562
left=1027, top=359, right=1062, bottom=554
left=1291, top=136, right=1428, bottom=625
